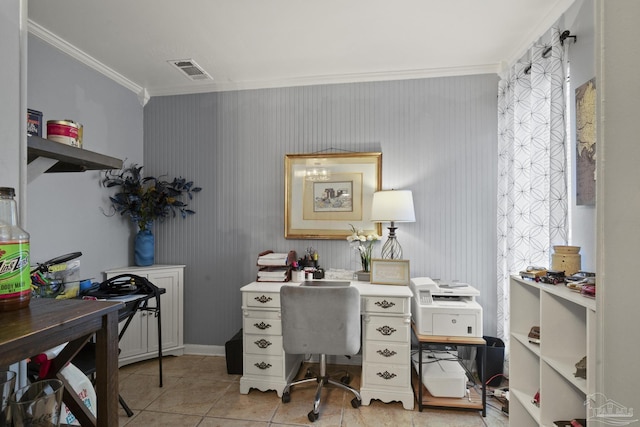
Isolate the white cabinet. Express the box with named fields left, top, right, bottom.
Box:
left=239, top=284, right=304, bottom=396
left=360, top=295, right=414, bottom=410
left=105, top=264, right=185, bottom=367
left=509, top=276, right=596, bottom=426
left=238, top=281, right=414, bottom=410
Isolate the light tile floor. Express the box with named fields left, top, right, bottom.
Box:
left=118, top=355, right=509, bottom=427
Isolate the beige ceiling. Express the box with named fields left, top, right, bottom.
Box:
left=27, top=0, right=575, bottom=98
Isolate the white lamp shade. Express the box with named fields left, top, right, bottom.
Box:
left=370, top=190, right=415, bottom=222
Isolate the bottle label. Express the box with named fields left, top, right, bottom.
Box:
left=0, top=241, right=31, bottom=299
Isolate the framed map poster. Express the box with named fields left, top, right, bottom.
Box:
left=576, top=77, right=596, bottom=206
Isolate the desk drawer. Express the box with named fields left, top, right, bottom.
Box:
left=365, top=316, right=410, bottom=343
left=246, top=292, right=280, bottom=308
left=243, top=317, right=282, bottom=336
left=365, top=341, right=409, bottom=364
left=244, top=354, right=283, bottom=377
left=363, top=296, right=408, bottom=314
left=364, top=362, right=410, bottom=387
left=244, top=334, right=283, bottom=356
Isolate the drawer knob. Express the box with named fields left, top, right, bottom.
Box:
left=254, top=295, right=272, bottom=304
left=377, top=348, right=397, bottom=358
left=375, top=300, right=396, bottom=309
left=376, top=371, right=397, bottom=380
left=376, top=325, right=397, bottom=336
left=254, top=338, right=272, bottom=349
left=254, top=362, right=272, bottom=370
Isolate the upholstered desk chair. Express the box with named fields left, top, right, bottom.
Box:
left=280, top=284, right=362, bottom=422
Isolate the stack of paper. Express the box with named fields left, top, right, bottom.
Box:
left=257, top=268, right=289, bottom=282
left=255, top=250, right=294, bottom=282
left=257, top=252, right=289, bottom=266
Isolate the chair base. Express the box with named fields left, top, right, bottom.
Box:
left=281, top=355, right=361, bottom=422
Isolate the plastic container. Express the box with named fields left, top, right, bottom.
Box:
left=59, top=363, right=97, bottom=425
left=0, top=187, right=31, bottom=311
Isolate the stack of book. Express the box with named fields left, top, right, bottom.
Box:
left=256, top=250, right=296, bottom=282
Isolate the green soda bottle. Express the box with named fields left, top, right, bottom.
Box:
left=0, top=187, right=31, bottom=311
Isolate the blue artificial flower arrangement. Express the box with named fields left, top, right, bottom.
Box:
left=102, top=163, right=202, bottom=231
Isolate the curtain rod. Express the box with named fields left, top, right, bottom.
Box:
left=524, top=30, right=576, bottom=75
left=560, top=30, right=577, bottom=46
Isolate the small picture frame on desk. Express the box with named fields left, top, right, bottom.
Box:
left=370, top=259, right=410, bottom=286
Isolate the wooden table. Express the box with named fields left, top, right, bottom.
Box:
left=0, top=298, right=123, bottom=427
left=411, top=323, right=486, bottom=416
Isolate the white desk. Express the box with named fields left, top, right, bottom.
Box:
left=239, top=280, right=414, bottom=410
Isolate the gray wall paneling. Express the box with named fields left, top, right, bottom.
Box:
left=144, top=74, right=499, bottom=346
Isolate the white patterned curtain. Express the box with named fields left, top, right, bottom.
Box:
left=496, top=28, right=568, bottom=347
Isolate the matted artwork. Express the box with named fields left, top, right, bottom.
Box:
left=285, top=152, right=381, bottom=239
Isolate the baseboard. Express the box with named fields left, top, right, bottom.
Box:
left=184, top=344, right=225, bottom=356
left=119, top=346, right=184, bottom=368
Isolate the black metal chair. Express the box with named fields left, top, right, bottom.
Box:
left=76, top=274, right=164, bottom=417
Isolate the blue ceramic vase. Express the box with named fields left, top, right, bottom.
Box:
left=134, top=228, right=154, bottom=266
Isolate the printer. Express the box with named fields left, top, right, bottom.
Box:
left=410, top=277, right=483, bottom=337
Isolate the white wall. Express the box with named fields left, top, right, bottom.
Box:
left=0, top=0, right=24, bottom=199
left=565, top=0, right=597, bottom=272
left=596, top=0, right=640, bottom=417
left=26, top=35, right=143, bottom=280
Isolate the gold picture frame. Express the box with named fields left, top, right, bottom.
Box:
left=285, top=152, right=382, bottom=239
left=370, top=259, right=410, bottom=286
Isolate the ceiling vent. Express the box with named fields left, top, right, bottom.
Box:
left=168, top=59, right=212, bottom=81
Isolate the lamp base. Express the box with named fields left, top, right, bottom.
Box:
left=381, top=224, right=403, bottom=259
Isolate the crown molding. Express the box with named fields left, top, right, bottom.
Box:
left=149, top=63, right=500, bottom=97
left=28, top=20, right=144, bottom=99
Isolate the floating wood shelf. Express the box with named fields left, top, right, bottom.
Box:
left=27, top=135, right=122, bottom=173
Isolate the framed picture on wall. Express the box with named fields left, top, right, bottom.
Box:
left=284, top=152, right=382, bottom=239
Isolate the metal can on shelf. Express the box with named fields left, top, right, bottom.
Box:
left=47, top=120, right=79, bottom=147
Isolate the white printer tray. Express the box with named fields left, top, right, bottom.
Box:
left=411, top=350, right=467, bottom=398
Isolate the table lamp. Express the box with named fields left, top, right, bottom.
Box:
left=370, top=190, right=415, bottom=259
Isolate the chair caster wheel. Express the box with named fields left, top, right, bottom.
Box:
left=340, top=374, right=351, bottom=384
left=308, top=410, right=319, bottom=422
left=282, top=392, right=290, bottom=403
left=351, top=397, right=361, bottom=408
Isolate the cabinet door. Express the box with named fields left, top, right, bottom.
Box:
left=147, top=269, right=181, bottom=352
left=105, top=271, right=148, bottom=360
left=118, top=311, right=147, bottom=359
